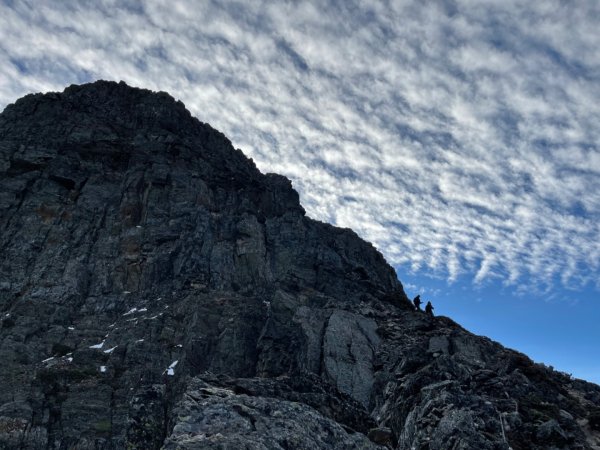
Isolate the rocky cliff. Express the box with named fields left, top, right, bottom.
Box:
left=0, top=81, right=598, bottom=449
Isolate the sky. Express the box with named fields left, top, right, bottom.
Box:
left=0, top=0, right=599, bottom=383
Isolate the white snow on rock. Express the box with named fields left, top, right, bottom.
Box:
left=103, top=346, right=117, bottom=354
left=123, top=308, right=137, bottom=316
left=100, top=366, right=107, bottom=373
left=89, top=341, right=105, bottom=349
left=42, top=357, right=54, bottom=363
left=165, top=360, right=179, bottom=376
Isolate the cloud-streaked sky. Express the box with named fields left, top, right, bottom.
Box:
left=1, top=1, right=599, bottom=380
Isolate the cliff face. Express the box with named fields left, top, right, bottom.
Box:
left=0, top=81, right=598, bottom=450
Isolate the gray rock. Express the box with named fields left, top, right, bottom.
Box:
left=536, top=419, right=568, bottom=444
left=323, top=310, right=380, bottom=407
left=427, top=335, right=449, bottom=355
left=0, top=81, right=598, bottom=450
left=164, top=377, right=383, bottom=450
left=367, top=427, right=394, bottom=446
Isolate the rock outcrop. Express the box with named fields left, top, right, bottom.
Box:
left=0, top=81, right=598, bottom=449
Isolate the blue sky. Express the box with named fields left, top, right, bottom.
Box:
left=1, top=0, right=599, bottom=383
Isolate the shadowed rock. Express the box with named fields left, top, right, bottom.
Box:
left=0, top=81, right=599, bottom=449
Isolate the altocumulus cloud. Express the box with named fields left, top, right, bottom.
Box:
left=1, top=0, right=599, bottom=293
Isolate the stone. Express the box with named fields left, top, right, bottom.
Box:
left=367, top=427, right=394, bottom=446
left=427, top=335, right=449, bottom=355
left=536, top=419, right=568, bottom=444
left=0, top=81, right=598, bottom=449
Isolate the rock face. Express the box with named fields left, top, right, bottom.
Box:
left=0, top=81, right=599, bottom=449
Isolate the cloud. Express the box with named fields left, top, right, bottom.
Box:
left=1, top=0, right=599, bottom=293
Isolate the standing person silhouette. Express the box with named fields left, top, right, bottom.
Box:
left=425, top=301, right=434, bottom=317
left=413, top=295, right=422, bottom=311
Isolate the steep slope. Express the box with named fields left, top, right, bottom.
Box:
left=0, top=81, right=598, bottom=450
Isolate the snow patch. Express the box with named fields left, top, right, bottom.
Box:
left=89, top=341, right=105, bottom=349
left=100, top=366, right=107, bottom=373
left=165, top=360, right=179, bottom=376
left=123, top=308, right=137, bottom=316
left=42, top=357, right=54, bottom=363
left=103, top=346, right=117, bottom=354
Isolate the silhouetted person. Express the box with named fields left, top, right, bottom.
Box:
left=413, top=295, right=422, bottom=311
left=425, top=301, right=434, bottom=317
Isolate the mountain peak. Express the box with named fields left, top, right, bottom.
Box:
left=0, top=83, right=598, bottom=449
left=5, top=80, right=186, bottom=119
left=3, top=80, right=211, bottom=148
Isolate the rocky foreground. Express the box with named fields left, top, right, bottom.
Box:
left=0, top=81, right=599, bottom=449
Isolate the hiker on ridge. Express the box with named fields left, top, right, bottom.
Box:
left=413, top=295, right=422, bottom=311
left=425, top=301, right=434, bottom=317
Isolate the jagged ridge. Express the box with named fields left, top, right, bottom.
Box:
left=0, top=81, right=598, bottom=449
